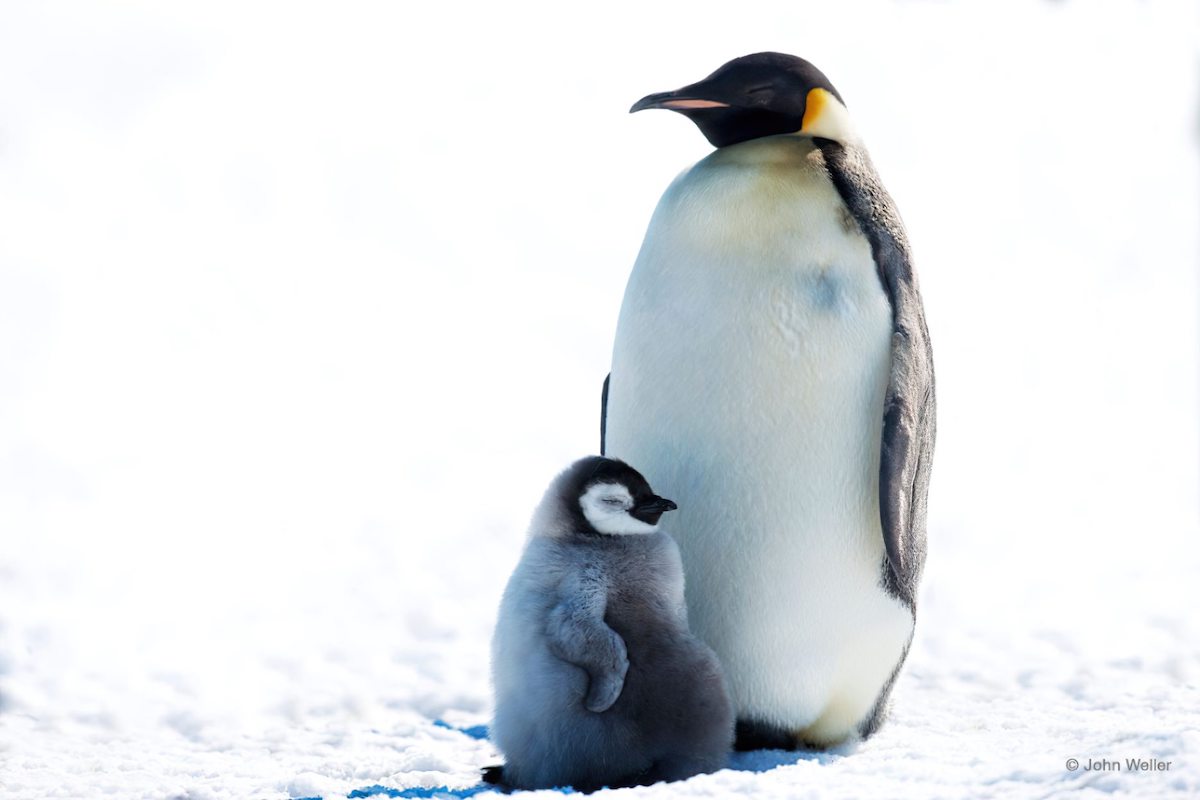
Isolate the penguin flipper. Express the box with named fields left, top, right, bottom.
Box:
left=600, top=373, right=610, bottom=455
left=878, top=322, right=935, bottom=610
left=546, top=573, right=629, bottom=712
left=815, top=138, right=935, bottom=610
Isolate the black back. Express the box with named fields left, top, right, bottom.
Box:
left=600, top=374, right=610, bottom=456
left=815, top=138, right=936, bottom=612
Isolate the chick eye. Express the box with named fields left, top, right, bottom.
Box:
left=601, top=497, right=624, bottom=508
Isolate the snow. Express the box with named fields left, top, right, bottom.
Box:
left=2, top=1, right=1199, bottom=798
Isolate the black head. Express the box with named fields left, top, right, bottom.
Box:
left=630, top=52, right=850, bottom=148
left=559, top=456, right=678, bottom=536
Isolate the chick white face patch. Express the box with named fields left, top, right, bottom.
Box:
left=580, top=482, right=658, bottom=536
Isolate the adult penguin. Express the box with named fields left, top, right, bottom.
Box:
left=601, top=52, right=935, bottom=749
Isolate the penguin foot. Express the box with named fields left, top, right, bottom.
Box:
left=734, top=718, right=800, bottom=751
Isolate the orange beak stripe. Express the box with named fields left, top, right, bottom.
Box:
left=660, top=99, right=730, bottom=110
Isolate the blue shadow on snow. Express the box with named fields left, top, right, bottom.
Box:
left=348, top=785, right=505, bottom=799
left=728, top=746, right=847, bottom=774
left=432, top=719, right=490, bottom=741
left=291, top=720, right=843, bottom=799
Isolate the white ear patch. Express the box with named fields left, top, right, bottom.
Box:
left=580, top=482, right=658, bottom=536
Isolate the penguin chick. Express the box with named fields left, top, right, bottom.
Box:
left=490, top=456, right=734, bottom=791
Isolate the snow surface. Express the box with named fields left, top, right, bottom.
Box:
left=2, top=1, right=1199, bottom=798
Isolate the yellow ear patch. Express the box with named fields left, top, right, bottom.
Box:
left=798, top=87, right=856, bottom=143
left=801, top=88, right=831, bottom=132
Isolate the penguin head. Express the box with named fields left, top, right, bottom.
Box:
left=552, top=456, right=678, bottom=537
left=630, top=52, right=853, bottom=148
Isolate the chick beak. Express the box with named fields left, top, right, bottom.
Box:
left=630, top=495, right=679, bottom=525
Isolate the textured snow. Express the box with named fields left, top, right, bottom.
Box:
left=2, top=1, right=1199, bottom=799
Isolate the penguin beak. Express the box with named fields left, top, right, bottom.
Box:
left=630, top=87, right=730, bottom=114
left=630, top=495, right=678, bottom=525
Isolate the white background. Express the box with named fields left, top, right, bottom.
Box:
left=1, top=2, right=1198, bottom=798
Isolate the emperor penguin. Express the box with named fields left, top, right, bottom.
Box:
left=601, top=53, right=935, bottom=749
left=490, top=456, right=734, bottom=791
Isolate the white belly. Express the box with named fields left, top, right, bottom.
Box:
left=606, top=135, right=913, bottom=744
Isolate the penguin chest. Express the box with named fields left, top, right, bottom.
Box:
left=610, top=137, right=894, bottom=481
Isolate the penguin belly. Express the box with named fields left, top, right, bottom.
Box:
left=606, top=136, right=914, bottom=746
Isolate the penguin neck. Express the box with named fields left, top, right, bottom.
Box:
left=702, top=130, right=860, bottom=169
left=702, top=134, right=815, bottom=168
left=640, top=130, right=869, bottom=271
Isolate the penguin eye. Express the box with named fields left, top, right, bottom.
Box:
left=744, top=85, right=775, bottom=107
left=601, top=496, right=625, bottom=508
